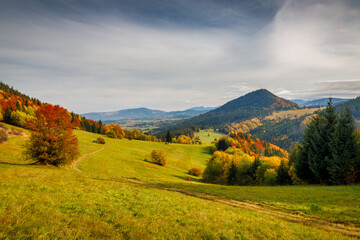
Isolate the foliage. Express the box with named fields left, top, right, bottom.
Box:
left=215, top=137, right=232, bottom=151
left=276, top=160, right=292, bottom=185
left=151, top=149, right=167, bottom=166
left=328, top=107, right=360, bottom=184
left=264, top=169, right=277, bottom=186
left=24, top=104, right=79, bottom=165
left=10, top=110, right=34, bottom=127
left=227, top=161, right=237, bottom=185
left=335, top=96, right=360, bottom=120
left=250, top=116, right=307, bottom=151
left=96, top=137, right=105, bottom=144
left=296, top=101, right=360, bottom=185
left=188, top=167, right=202, bottom=177
left=166, top=130, right=172, bottom=143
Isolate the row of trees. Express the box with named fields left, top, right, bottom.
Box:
left=214, top=133, right=286, bottom=158
left=295, top=101, right=360, bottom=185
left=203, top=151, right=292, bottom=186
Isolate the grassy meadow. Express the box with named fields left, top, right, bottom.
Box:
left=194, top=129, right=226, bottom=144
left=1, top=124, right=360, bottom=239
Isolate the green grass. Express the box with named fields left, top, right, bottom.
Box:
left=1, top=126, right=360, bottom=239
left=195, top=129, right=226, bottom=145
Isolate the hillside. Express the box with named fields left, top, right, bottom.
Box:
left=82, top=106, right=217, bottom=121
left=335, top=96, right=360, bottom=119
left=1, top=124, right=360, bottom=239
left=153, top=89, right=299, bottom=136
left=291, top=98, right=350, bottom=107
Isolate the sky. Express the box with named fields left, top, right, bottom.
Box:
left=0, top=0, right=359, bottom=113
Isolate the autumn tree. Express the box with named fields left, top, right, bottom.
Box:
left=24, top=104, right=79, bottom=166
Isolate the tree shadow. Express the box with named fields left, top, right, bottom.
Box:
left=171, top=174, right=202, bottom=183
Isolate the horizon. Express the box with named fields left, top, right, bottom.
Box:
left=1, top=0, right=359, bottom=113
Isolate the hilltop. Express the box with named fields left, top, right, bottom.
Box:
left=153, top=89, right=299, bottom=136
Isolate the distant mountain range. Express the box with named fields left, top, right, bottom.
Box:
left=82, top=106, right=217, bottom=121
left=290, top=98, right=350, bottom=107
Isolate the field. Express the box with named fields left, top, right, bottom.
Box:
left=1, top=124, right=360, bottom=239
left=194, top=129, right=226, bottom=144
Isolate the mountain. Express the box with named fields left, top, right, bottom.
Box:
left=153, top=89, right=299, bottom=136
left=290, top=99, right=307, bottom=106
left=335, top=96, right=360, bottom=120
left=290, top=98, right=350, bottom=107
left=82, top=106, right=217, bottom=121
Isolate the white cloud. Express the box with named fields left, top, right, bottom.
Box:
left=0, top=0, right=359, bottom=113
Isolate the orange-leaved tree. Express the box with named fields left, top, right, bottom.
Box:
left=25, top=104, right=79, bottom=165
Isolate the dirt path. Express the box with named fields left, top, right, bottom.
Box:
left=122, top=177, right=360, bottom=238
left=71, top=146, right=106, bottom=172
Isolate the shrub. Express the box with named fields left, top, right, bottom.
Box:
left=185, top=176, right=192, bottom=181
left=97, top=137, right=105, bottom=144
left=151, top=149, right=167, bottom=166
left=188, top=167, right=202, bottom=177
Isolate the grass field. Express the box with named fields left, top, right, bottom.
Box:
left=1, top=124, right=360, bottom=239
left=194, top=129, right=226, bottom=144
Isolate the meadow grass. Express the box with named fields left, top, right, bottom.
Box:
left=194, top=129, right=226, bottom=144
left=0, top=127, right=359, bottom=239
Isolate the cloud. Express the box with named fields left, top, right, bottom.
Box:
left=0, top=0, right=359, bottom=113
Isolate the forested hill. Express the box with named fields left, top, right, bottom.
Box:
left=335, top=96, right=360, bottom=120
left=82, top=106, right=217, bottom=121
left=153, top=89, right=299, bottom=137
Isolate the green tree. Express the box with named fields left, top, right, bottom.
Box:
left=227, top=161, right=237, bottom=185
left=166, top=131, right=172, bottom=143
left=216, top=137, right=232, bottom=151
left=264, top=169, right=277, bottom=186
left=276, top=160, right=292, bottom=185
left=247, top=157, right=260, bottom=182
left=328, top=107, right=360, bottom=184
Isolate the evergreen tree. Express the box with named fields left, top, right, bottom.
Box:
left=276, top=160, right=292, bottom=185
left=303, top=100, right=336, bottom=184
left=328, top=107, right=360, bottom=184
left=247, top=157, right=260, bottom=182
left=166, top=131, right=172, bottom=143
left=295, top=144, right=317, bottom=183
left=3, top=107, right=12, bottom=124
left=227, top=161, right=237, bottom=185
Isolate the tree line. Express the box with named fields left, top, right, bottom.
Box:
left=203, top=100, right=360, bottom=186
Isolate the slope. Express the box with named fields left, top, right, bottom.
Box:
left=335, top=96, right=360, bottom=120
left=1, top=124, right=360, bottom=239
left=82, top=106, right=217, bottom=121
left=153, top=89, right=299, bottom=136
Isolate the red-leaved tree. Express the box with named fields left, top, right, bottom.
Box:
left=25, top=104, right=79, bottom=165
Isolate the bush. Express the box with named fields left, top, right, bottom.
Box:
left=188, top=167, right=202, bottom=176
left=151, top=149, right=167, bottom=166
left=97, top=137, right=105, bottom=144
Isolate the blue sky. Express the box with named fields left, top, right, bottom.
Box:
left=1, top=0, right=359, bottom=113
